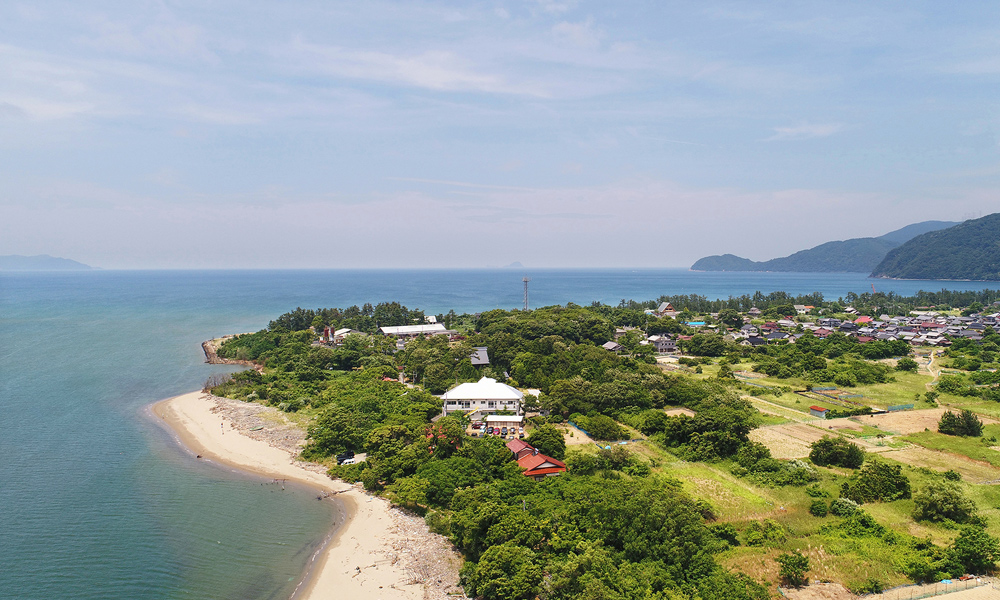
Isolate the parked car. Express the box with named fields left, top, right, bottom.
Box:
left=341, top=458, right=357, bottom=465
left=501, top=427, right=508, bottom=435
left=336, top=451, right=355, bottom=465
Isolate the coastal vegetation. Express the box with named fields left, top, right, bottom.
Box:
left=208, top=289, right=1000, bottom=597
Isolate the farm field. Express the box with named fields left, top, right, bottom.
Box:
left=882, top=446, right=1000, bottom=482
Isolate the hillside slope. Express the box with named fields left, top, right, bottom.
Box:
left=0, top=255, right=94, bottom=271
left=691, top=220, right=957, bottom=273
left=871, top=214, right=1000, bottom=280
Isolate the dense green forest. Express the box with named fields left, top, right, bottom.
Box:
left=872, top=213, right=1000, bottom=280
left=208, top=291, right=1000, bottom=598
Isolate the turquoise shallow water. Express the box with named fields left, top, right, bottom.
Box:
left=1, top=268, right=997, bottom=599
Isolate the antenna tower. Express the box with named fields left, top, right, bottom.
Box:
left=523, top=277, right=531, bottom=311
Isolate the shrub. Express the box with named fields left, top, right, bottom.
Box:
left=950, top=525, right=1000, bottom=575
left=809, top=500, right=829, bottom=517
left=776, top=550, right=810, bottom=587
left=944, top=470, right=962, bottom=482
left=809, top=436, right=865, bottom=469
left=938, top=409, right=983, bottom=437
left=912, top=481, right=978, bottom=524
left=805, top=484, right=830, bottom=498
left=840, top=459, right=911, bottom=504
left=743, top=519, right=786, bottom=546
left=896, top=357, right=919, bottom=372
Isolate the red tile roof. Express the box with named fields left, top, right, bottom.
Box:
left=506, top=439, right=533, bottom=454
left=809, top=406, right=829, bottom=412
left=517, top=452, right=567, bottom=477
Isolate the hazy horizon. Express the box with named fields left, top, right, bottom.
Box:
left=3, top=2, right=999, bottom=269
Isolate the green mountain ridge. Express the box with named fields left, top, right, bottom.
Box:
left=871, top=213, right=1000, bottom=280
left=691, top=220, right=958, bottom=273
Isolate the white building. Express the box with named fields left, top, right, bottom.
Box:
left=441, top=376, right=524, bottom=417
left=379, top=323, right=449, bottom=337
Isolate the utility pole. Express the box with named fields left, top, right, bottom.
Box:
left=523, top=277, right=531, bottom=311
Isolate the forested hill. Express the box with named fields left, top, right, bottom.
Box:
left=871, top=213, right=1000, bottom=280
left=691, top=220, right=957, bottom=273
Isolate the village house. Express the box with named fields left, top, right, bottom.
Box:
left=517, top=451, right=568, bottom=481
left=506, top=438, right=536, bottom=460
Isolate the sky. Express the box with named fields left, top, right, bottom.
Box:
left=2, top=1, right=999, bottom=269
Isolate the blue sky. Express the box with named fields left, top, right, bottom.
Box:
left=2, top=1, right=999, bottom=268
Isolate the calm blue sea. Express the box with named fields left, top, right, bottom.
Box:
left=1, top=268, right=997, bottom=600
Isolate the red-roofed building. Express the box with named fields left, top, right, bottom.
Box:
left=517, top=452, right=567, bottom=481
left=809, top=406, right=830, bottom=419
left=854, top=316, right=873, bottom=324
left=506, top=438, right=536, bottom=460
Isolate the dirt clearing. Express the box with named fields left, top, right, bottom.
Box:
left=852, top=408, right=997, bottom=436
left=665, top=407, right=696, bottom=418
left=750, top=423, right=833, bottom=459
left=557, top=424, right=595, bottom=446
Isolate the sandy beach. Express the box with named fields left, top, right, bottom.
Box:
left=153, top=391, right=461, bottom=600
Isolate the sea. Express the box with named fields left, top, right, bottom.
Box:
left=2, top=268, right=998, bottom=600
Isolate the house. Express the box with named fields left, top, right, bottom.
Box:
left=647, top=335, right=677, bottom=353
left=517, top=451, right=567, bottom=481
left=741, top=336, right=767, bottom=347
left=470, top=347, right=490, bottom=366
left=506, top=438, right=536, bottom=460
left=655, top=302, right=676, bottom=316
left=322, top=327, right=362, bottom=344
left=810, top=406, right=830, bottom=419
left=748, top=307, right=762, bottom=317
left=441, top=377, right=524, bottom=417
left=602, top=341, right=622, bottom=352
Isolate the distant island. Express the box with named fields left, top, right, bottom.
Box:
left=0, top=255, right=94, bottom=271
left=872, top=212, right=1000, bottom=280
left=691, top=220, right=957, bottom=273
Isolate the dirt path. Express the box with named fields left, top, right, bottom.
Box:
left=743, top=395, right=817, bottom=423
left=925, top=349, right=943, bottom=391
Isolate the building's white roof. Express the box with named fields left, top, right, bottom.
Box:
left=485, top=415, right=524, bottom=423
left=379, top=323, right=447, bottom=335
left=442, top=377, right=524, bottom=401
left=334, top=328, right=356, bottom=336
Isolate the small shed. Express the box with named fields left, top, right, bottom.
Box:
left=485, top=414, right=524, bottom=431
left=810, top=406, right=830, bottom=419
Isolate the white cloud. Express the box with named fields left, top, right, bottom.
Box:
left=766, top=123, right=843, bottom=141
left=552, top=18, right=602, bottom=49
left=280, top=39, right=550, bottom=96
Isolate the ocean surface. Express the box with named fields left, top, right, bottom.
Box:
left=2, top=268, right=999, bottom=600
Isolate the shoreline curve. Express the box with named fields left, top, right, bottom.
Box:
left=152, top=391, right=455, bottom=600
